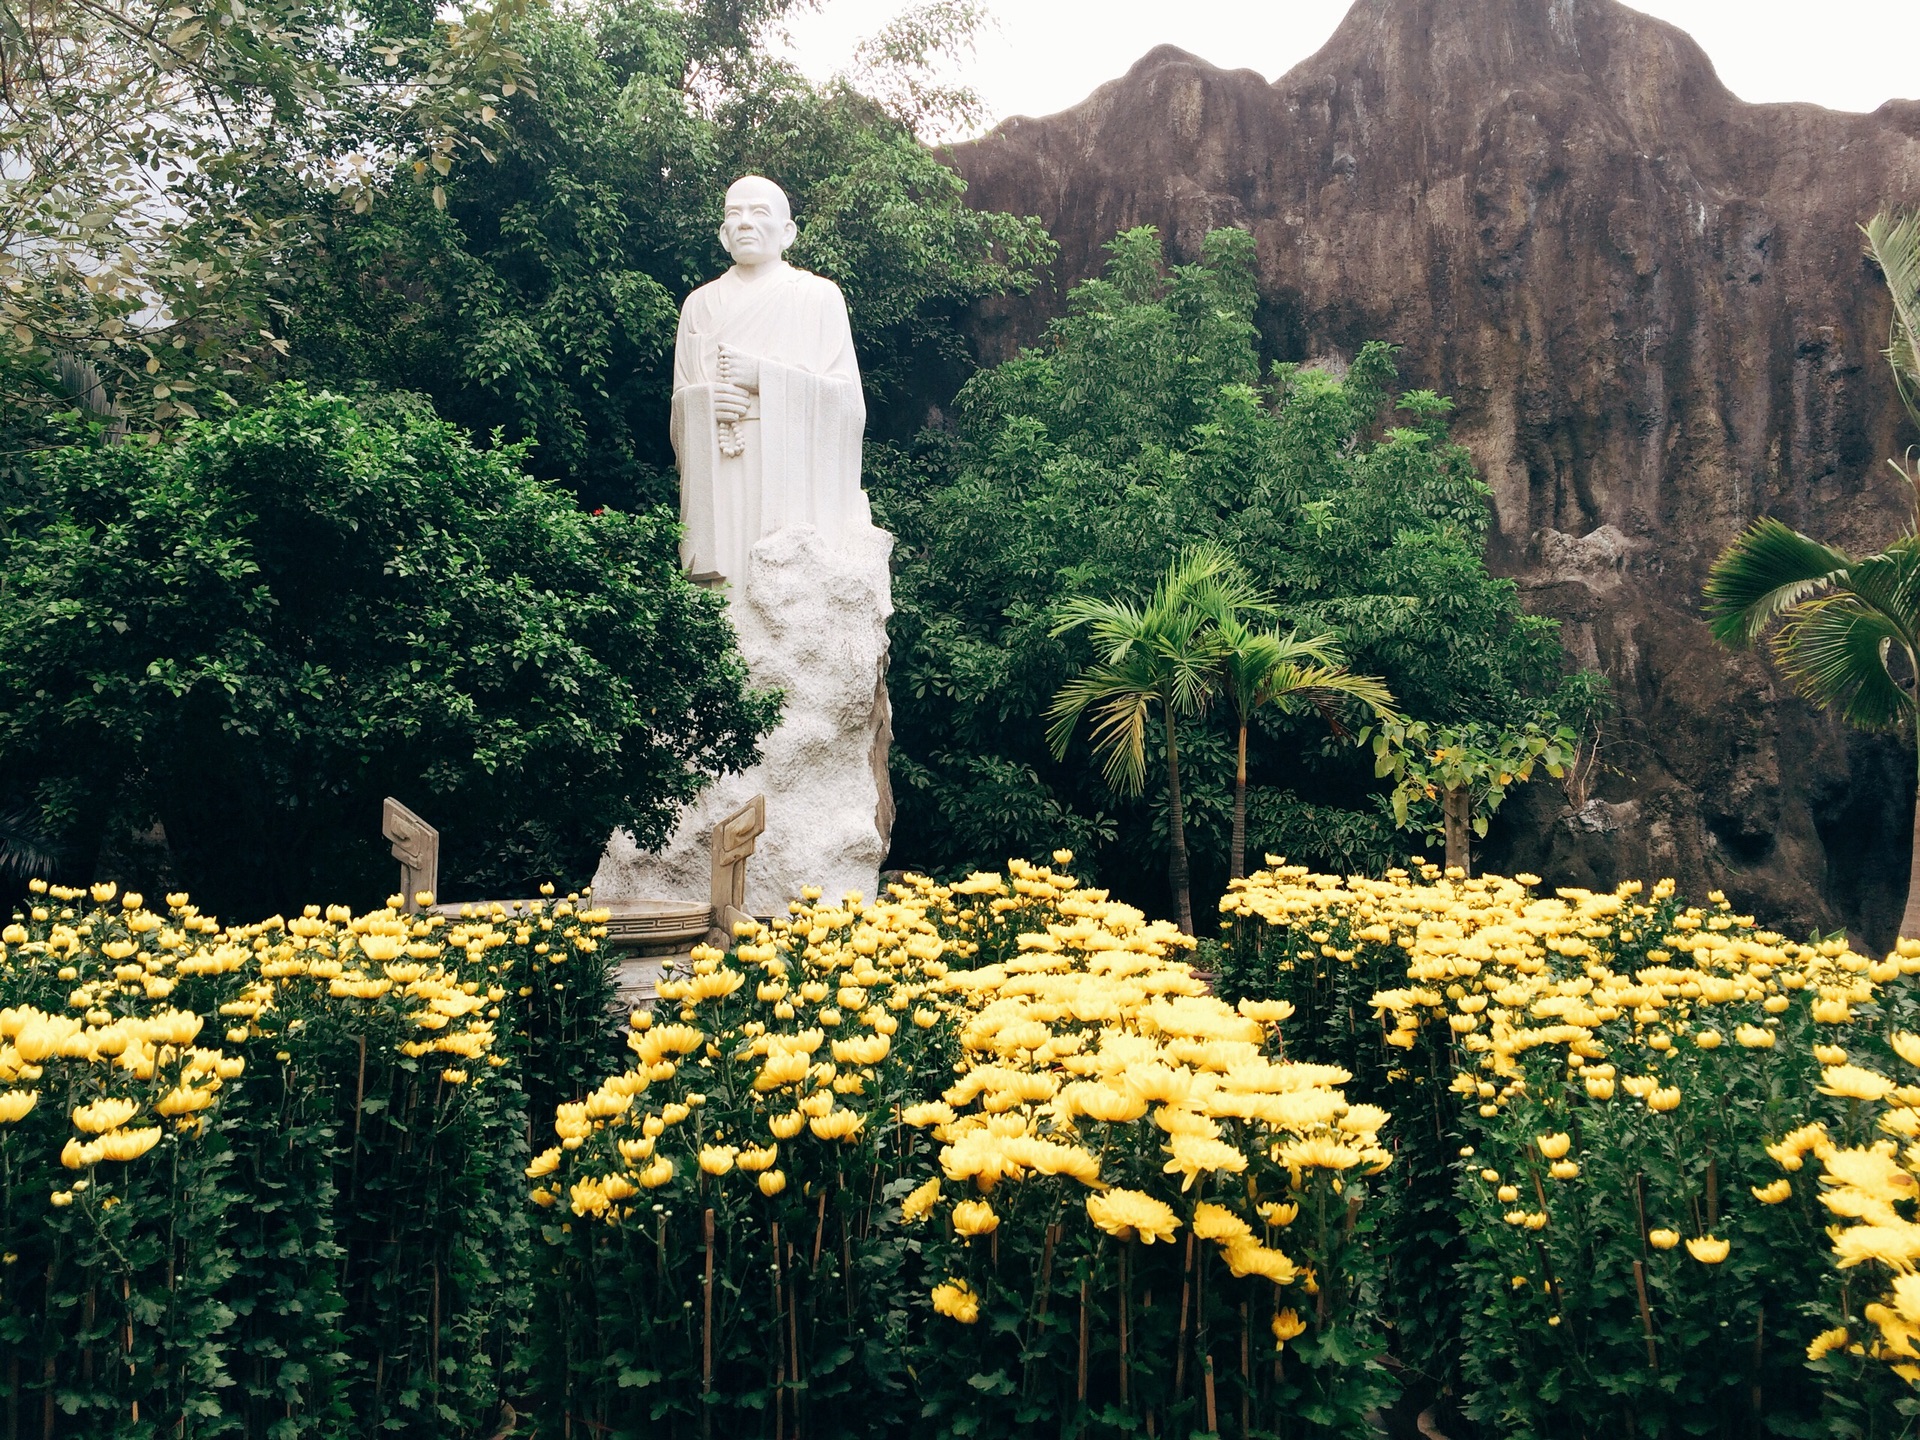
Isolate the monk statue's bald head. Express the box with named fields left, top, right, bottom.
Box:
left=720, top=175, right=796, bottom=272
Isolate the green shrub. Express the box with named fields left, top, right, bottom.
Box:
left=0, top=385, right=778, bottom=915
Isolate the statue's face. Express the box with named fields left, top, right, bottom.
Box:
left=720, top=178, right=796, bottom=266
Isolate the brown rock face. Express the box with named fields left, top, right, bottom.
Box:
left=948, top=0, right=1920, bottom=943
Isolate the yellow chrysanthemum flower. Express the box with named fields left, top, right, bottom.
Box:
left=930, top=1279, right=979, bottom=1324
left=901, top=1177, right=942, bottom=1223
left=1807, top=1327, right=1850, bottom=1362
left=1191, top=1202, right=1252, bottom=1243
left=1820, top=1065, right=1897, bottom=1102
left=1086, top=1188, right=1181, bottom=1244
left=1271, top=1309, right=1306, bottom=1347
left=952, top=1199, right=999, bottom=1237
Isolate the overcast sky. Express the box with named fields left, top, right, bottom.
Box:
left=778, top=0, right=1920, bottom=135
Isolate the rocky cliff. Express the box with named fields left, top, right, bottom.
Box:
left=948, top=0, right=1920, bottom=942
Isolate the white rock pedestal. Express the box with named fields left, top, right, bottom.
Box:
left=594, top=523, right=893, bottom=917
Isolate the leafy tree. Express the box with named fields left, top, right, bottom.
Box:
left=0, top=0, right=530, bottom=439
left=1047, top=545, right=1261, bottom=933
left=0, top=384, right=777, bottom=915
left=273, top=0, right=1052, bottom=510
left=1365, top=715, right=1577, bottom=877
left=880, top=226, right=1566, bottom=914
left=1706, top=209, right=1920, bottom=937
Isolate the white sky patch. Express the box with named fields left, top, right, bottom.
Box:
left=777, top=0, right=1920, bottom=137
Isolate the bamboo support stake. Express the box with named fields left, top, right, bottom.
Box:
left=1240, top=1302, right=1251, bottom=1437
left=1175, top=1230, right=1194, bottom=1397
left=842, top=1222, right=854, bottom=1320
left=1118, top=1242, right=1130, bottom=1407
left=785, top=1238, right=801, bottom=1415
left=1036, top=1223, right=1059, bottom=1320
left=810, top=1191, right=827, bottom=1270
left=772, top=1222, right=786, bottom=1440
left=1633, top=1260, right=1658, bottom=1370
left=1077, top=1280, right=1089, bottom=1408
left=431, top=1264, right=441, bottom=1410
left=1202, top=1355, right=1218, bottom=1434
left=1024, top=1222, right=1061, bottom=1400
left=702, top=1208, right=716, bottom=1418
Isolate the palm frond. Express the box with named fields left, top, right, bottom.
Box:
left=1866, top=210, right=1920, bottom=425
left=1774, top=594, right=1916, bottom=732
left=1837, top=542, right=1920, bottom=647
left=1045, top=659, right=1159, bottom=792
left=0, top=809, right=59, bottom=881
left=1261, top=665, right=1400, bottom=719
left=1082, top=690, right=1155, bottom=794
left=1050, top=594, right=1147, bottom=659
left=1704, top=518, right=1856, bottom=647
left=1045, top=650, right=1149, bottom=762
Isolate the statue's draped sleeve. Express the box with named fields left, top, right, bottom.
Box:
left=757, top=277, right=867, bottom=541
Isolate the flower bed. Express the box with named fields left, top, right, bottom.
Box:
left=18, top=854, right=1916, bottom=1438
left=527, top=858, right=1393, bottom=1439
left=0, top=879, right=616, bottom=1438
left=1219, top=861, right=1920, bottom=1437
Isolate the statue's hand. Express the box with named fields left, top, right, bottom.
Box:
left=712, top=382, right=752, bottom=423
left=718, top=344, right=761, bottom=392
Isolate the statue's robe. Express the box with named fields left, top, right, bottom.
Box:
left=670, top=264, right=869, bottom=586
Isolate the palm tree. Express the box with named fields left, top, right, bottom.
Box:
left=1214, top=618, right=1398, bottom=880
left=1706, top=524, right=1920, bottom=934
left=1047, top=545, right=1268, bottom=933
left=1705, top=210, right=1920, bottom=935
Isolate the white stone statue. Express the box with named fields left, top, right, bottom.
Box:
left=671, top=175, right=874, bottom=587
left=594, top=176, right=893, bottom=917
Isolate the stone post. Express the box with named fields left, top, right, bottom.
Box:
left=708, top=795, right=765, bottom=945
left=382, top=798, right=439, bottom=911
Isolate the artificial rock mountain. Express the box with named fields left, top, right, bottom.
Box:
left=948, top=0, right=1920, bottom=943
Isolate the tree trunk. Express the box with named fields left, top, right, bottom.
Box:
left=1230, top=719, right=1249, bottom=882
left=1902, top=749, right=1920, bottom=939
left=1442, top=786, right=1472, bottom=878
left=1166, top=711, right=1194, bottom=935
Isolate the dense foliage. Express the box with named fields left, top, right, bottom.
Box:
left=0, top=0, right=528, bottom=442
left=1218, top=863, right=1920, bottom=1438
left=879, top=226, right=1568, bottom=910
left=528, top=858, right=1394, bottom=1439
left=0, top=385, right=777, bottom=911
left=273, top=0, right=1052, bottom=511
left=0, top=877, right=620, bottom=1438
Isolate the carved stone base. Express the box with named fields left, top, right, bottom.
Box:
left=593, top=523, right=893, bottom=917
